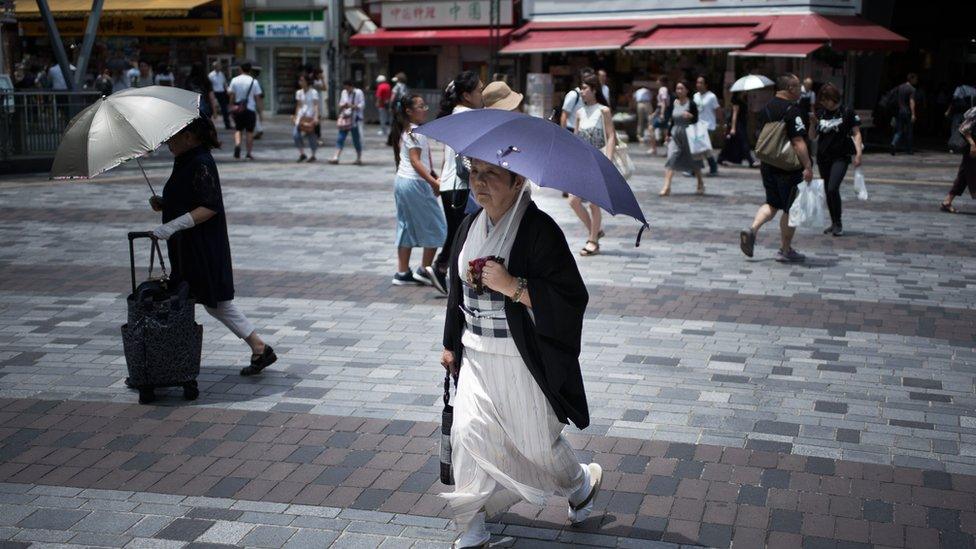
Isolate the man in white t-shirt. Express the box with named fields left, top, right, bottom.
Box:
left=694, top=75, right=722, bottom=176
left=208, top=61, right=232, bottom=129
left=598, top=69, right=611, bottom=108
left=47, top=62, right=73, bottom=90
left=634, top=86, right=652, bottom=142
left=228, top=62, right=264, bottom=160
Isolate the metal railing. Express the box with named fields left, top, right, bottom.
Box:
left=0, top=90, right=102, bottom=161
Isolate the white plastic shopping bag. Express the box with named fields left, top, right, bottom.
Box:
left=687, top=120, right=713, bottom=156
left=612, top=142, right=635, bottom=179
left=788, top=179, right=830, bottom=229
left=853, top=167, right=868, bottom=200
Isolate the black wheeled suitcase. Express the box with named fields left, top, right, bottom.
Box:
left=121, top=232, right=202, bottom=404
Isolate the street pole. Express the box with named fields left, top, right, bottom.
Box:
left=35, top=0, right=74, bottom=90
left=328, top=0, right=341, bottom=120
left=74, top=0, right=105, bottom=88
left=487, top=0, right=497, bottom=79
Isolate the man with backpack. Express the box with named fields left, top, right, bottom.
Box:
left=559, top=67, right=595, bottom=132
left=739, top=73, right=814, bottom=263
left=888, top=73, right=918, bottom=155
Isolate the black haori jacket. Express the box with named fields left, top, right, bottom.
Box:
left=442, top=201, right=590, bottom=429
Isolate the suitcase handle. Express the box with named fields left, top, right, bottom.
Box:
left=127, top=232, right=168, bottom=294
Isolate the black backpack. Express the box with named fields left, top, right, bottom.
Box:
left=550, top=89, right=580, bottom=124
left=879, top=86, right=899, bottom=114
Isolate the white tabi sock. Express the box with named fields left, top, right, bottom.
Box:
left=569, top=463, right=591, bottom=505
left=456, top=511, right=490, bottom=547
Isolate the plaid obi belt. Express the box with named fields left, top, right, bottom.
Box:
left=460, top=282, right=509, bottom=338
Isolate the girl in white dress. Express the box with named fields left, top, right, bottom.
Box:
left=572, top=74, right=615, bottom=256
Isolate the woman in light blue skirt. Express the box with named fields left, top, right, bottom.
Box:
left=388, top=93, right=448, bottom=292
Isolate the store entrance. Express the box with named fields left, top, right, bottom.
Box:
left=272, top=47, right=321, bottom=114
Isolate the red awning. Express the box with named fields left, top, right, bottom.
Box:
left=349, top=28, right=512, bottom=47
left=500, top=13, right=906, bottom=56
left=500, top=20, right=637, bottom=54
left=761, top=14, right=907, bottom=51
left=627, top=24, right=760, bottom=51
left=729, top=41, right=825, bottom=58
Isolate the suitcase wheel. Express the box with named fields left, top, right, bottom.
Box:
left=138, top=387, right=156, bottom=404
left=183, top=381, right=199, bottom=401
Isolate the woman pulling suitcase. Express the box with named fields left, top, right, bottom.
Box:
left=149, top=117, right=277, bottom=376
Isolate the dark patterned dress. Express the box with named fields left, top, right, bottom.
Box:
left=161, top=145, right=234, bottom=308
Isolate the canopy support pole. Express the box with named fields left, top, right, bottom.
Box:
left=74, top=0, right=105, bottom=88
left=35, top=0, right=74, bottom=91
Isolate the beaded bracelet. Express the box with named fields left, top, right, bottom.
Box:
left=511, top=277, right=527, bottom=303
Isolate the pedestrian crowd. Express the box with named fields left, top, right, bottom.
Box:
left=86, top=55, right=972, bottom=549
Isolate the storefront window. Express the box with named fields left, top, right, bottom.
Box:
left=389, top=53, right=437, bottom=89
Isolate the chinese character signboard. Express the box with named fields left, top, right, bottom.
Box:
left=381, top=1, right=513, bottom=28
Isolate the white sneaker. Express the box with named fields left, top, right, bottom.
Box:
left=453, top=511, right=490, bottom=548
left=568, top=462, right=603, bottom=526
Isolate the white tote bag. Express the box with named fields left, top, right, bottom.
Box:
left=788, top=179, right=830, bottom=229
left=612, top=142, right=635, bottom=180
left=687, top=120, right=713, bottom=157
left=853, top=167, right=868, bottom=200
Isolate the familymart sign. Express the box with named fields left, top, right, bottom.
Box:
left=245, top=10, right=327, bottom=41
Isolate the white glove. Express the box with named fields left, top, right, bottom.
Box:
left=152, top=212, right=195, bottom=240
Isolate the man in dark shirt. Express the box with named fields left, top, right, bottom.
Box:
left=739, top=73, right=814, bottom=263
left=891, top=73, right=918, bottom=155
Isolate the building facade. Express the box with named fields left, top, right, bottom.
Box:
left=242, top=0, right=331, bottom=115
left=14, top=0, right=243, bottom=88
left=344, top=0, right=516, bottom=121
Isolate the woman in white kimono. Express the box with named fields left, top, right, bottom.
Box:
left=440, top=158, right=601, bottom=548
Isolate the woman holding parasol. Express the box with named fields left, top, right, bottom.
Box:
left=419, top=110, right=648, bottom=547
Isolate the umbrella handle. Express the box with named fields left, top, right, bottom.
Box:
left=635, top=223, right=648, bottom=247
left=136, top=157, right=157, bottom=197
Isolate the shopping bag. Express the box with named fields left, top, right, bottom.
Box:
left=687, top=120, right=713, bottom=156
left=853, top=167, right=868, bottom=201
left=788, top=179, right=830, bottom=229
left=612, top=142, right=635, bottom=179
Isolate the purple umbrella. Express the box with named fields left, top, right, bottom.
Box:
left=415, top=109, right=649, bottom=245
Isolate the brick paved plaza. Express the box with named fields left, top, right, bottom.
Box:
left=1, top=118, right=975, bottom=548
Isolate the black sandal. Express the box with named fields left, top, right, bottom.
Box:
left=941, top=202, right=958, bottom=214
left=240, top=345, right=277, bottom=376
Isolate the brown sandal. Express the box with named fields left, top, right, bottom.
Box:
left=580, top=240, right=600, bottom=256
left=941, top=202, right=958, bottom=214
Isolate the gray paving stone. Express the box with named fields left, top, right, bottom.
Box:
left=68, top=531, right=133, bottom=547
left=0, top=505, right=37, bottom=527
left=125, top=515, right=174, bottom=538
left=240, top=525, right=298, bottom=547
left=16, top=509, right=89, bottom=530
left=194, top=520, right=255, bottom=545
left=154, top=518, right=215, bottom=542
left=13, top=527, right=75, bottom=543
left=70, top=511, right=142, bottom=534
left=282, top=528, right=340, bottom=549
left=329, top=532, right=389, bottom=549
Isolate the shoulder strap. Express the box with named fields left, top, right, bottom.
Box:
left=241, top=77, right=255, bottom=102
